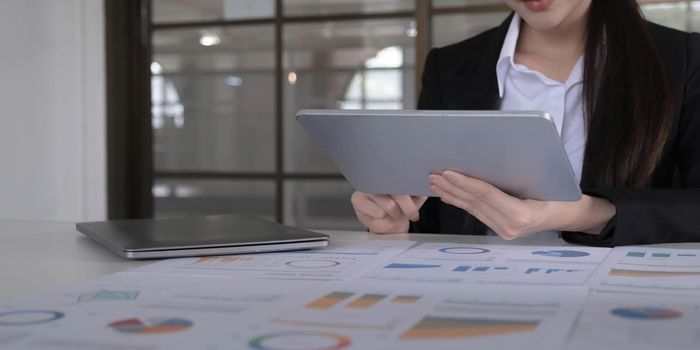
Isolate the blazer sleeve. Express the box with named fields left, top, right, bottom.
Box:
left=409, top=48, right=442, bottom=233
left=563, top=32, right=700, bottom=246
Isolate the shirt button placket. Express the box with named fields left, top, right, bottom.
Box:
left=550, top=85, right=566, bottom=136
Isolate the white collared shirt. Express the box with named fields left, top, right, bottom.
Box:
left=489, top=14, right=587, bottom=238
left=497, top=14, right=586, bottom=183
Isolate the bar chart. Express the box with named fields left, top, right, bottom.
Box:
left=400, top=316, right=539, bottom=339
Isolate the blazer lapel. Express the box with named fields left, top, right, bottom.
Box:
left=443, top=13, right=513, bottom=111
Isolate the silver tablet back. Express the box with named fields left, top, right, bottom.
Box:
left=297, top=109, right=581, bottom=201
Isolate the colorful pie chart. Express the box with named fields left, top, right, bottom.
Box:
left=108, top=318, right=193, bottom=334
left=249, top=331, right=351, bottom=350
left=610, top=307, right=683, bottom=320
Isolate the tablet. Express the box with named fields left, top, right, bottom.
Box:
left=297, top=109, right=581, bottom=201
left=77, top=214, right=329, bottom=259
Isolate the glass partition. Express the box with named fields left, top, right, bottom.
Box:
left=149, top=0, right=695, bottom=229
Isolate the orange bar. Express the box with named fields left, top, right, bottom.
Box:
left=399, top=316, right=538, bottom=339
left=400, top=324, right=537, bottom=339
left=305, top=292, right=354, bottom=309
left=346, top=294, right=387, bottom=309
left=392, top=295, right=420, bottom=304
left=194, top=257, right=218, bottom=264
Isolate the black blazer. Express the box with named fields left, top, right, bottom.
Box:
left=411, top=15, right=700, bottom=246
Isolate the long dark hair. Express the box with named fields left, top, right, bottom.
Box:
left=582, top=0, right=674, bottom=188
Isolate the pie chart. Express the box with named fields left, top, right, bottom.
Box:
left=610, top=307, right=683, bottom=320
left=531, top=250, right=590, bottom=258
left=249, top=331, right=351, bottom=350
left=108, top=318, right=193, bottom=334
left=0, top=310, right=64, bottom=326
left=438, top=247, right=490, bottom=255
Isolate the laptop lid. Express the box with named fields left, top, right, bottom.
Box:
left=77, top=214, right=329, bottom=259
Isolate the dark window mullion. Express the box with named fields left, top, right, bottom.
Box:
left=275, top=0, right=284, bottom=223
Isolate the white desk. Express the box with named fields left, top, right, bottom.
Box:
left=2, top=220, right=699, bottom=301
left=0, top=220, right=555, bottom=300
left=4, top=220, right=700, bottom=350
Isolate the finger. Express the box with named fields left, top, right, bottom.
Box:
left=412, top=196, right=429, bottom=208
left=429, top=184, right=478, bottom=216
left=441, top=171, right=521, bottom=217
left=367, top=218, right=409, bottom=234
left=351, top=192, right=387, bottom=220
left=434, top=173, right=548, bottom=238
left=431, top=183, right=536, bottom=240
left=430, top=173, right=514, bottom=223
left=429, top=174, right=486, bottom=213
left=357, top=212, right=383, bottom=230
left=430, top=184, right=510, bottom=238
left=391, top=195, right=420, bottom=222
left=368, top=194, right=405, bottom=220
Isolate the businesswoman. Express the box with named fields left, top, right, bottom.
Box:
left=350, top=0, right=700, bottom=246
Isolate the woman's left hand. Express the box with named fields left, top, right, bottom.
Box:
left=428, top=171, right=615, bottom=239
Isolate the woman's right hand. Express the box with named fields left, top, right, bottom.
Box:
left=350, top=192, right=428, bottom=234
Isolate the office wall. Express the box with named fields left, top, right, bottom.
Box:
left=0, top=0, right=105, bottom=222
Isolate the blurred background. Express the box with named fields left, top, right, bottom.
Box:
left=0, top=0, right=697, bottom=229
